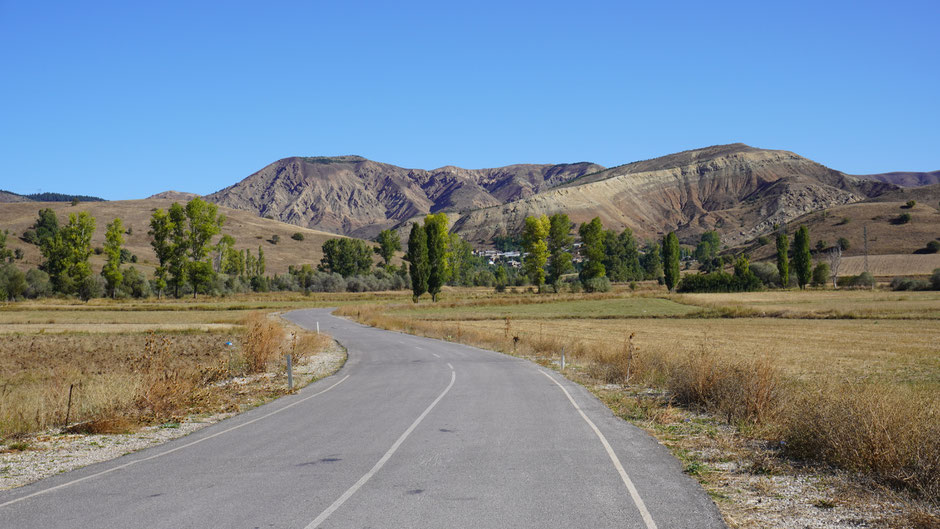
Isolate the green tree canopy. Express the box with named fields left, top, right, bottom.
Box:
left=663, top=231, right=680, bottom=291
left=793, top=225, right=812, bottom=289
left=603, top=227, right=642, bottom=282
left=101, top=218, right=124, bottom=298
left=424, top=213, right=448, bottom=301
left=374, top=229, right=401, bottom=267
left=578, top=217, right=606, bottom=287
left=694, top=231, right=721, bottom=272
left=320, top=238, right=373, bottom=277
left=546, top=213, right=574, bottom=291
left=405, top=223, right=429, bottom=302
left=522, top=214, right=550, bottom=292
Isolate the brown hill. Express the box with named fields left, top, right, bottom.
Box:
left=206, top=156, right=603, bottom=240
left=853, top=170, right=940, bottom=187
left=452, top=144, right=897, bottom=246
left=0, top=191, right=32, bottom=203
left=0, top=199, right=351, bottom=276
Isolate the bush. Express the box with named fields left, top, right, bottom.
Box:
left=811, top=263, right=830, bottom=287
left=890, top=277, right=929, bottom=291
left=291, top=232, right=304, bottom=241
left=242, top=313, right=285, bottom=373
left=582, top=276, right=611, bottom=293
left=839, top=272, right=877, bottom=288
left=904, top=200, right=916, bottom=209
left=0, top=264, right=26, bottom=301
left=78, top=275, right=104, bottom=301
left=926, top=240, right=940, bottom=254
left=894, top=213, right=912, bottom=224
left=932, top=269, right=940, bottom=290
left=750, top=262, right=780, bottom=287
left=837, top=237, right=850, bottom=251
left=24, top=268, right=52, bottom=298
left=119, top=267, right=151, bottom=298
left=757, top=236, right=770, bottom=246
left=270, top=234, right=280, bottom=245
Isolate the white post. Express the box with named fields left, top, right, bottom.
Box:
left=561, top=347, right=566, bottom=371
left=316, top=321, right=320, bottom=335
left=287, top=354, right=293, bottom=390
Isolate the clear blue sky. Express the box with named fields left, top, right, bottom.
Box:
left=1, top=1, right=937, bottom=200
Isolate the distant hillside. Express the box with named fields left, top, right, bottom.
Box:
left=0, top=199, right=355, bottom=276
left=854, top=170, right=940, bottom=187
left=0, top=190, right=106, bottom=202
left=0, top=190, right=32, bottom=203
left=207, top=157, right=604, bottom=240
left=451, top=144, right=896, bottom=246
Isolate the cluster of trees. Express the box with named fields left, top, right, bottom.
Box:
left=514, top=214, right=672, bottom=294
left=148, top=198, right=226, bottom=298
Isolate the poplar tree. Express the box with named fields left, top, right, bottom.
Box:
left=776, top=231, right=790, bottom=288
left=663, top=231, right=680, bottom=291
left=522, top=214, right=550, bottom=292
left=149, top=209, right=173, bottom=298
left=406, top=223, right=428, bottom=302
left=578, top=217, right=606, bottom=285
left=546, top=213, right=574, bottom=291
left=102, top=218, right=124, bottom=298
left=424, top=213, right=448, bottom=302
left=793, top=225, right=812, bottom=289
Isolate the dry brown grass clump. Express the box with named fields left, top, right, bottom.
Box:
left=782, top=383, right=940, bottom=502
left=242, top=313, right=286, bottom=373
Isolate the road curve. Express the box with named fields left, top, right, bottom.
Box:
left=0, top=308, right=725, bottom=528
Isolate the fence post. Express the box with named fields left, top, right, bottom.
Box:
left=64, top=383, right=74, bottom=426
left=287, top=354, right=293, bottom=390
left=561, top=347, right=566, bottom=371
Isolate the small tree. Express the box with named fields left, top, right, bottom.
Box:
left=320, top=238, right=373, bottom=277
left=375, top=229, right=401, bottom=268
left=663, top=231, right=680, bottom=291
left=101, top=218, right=124, bottom=298
left=406, top=223, right=428, bottom=302
left=811, top=262, right=830, bottom=287
left=827, top=246, right=842, bottom=288
left=184, top=198, right=225, bottom=298
left=837, top=237, right=850, bottom=251
left=793, top=225, right=812, bottom=289
left=291, top=232, right=305, bottom=241
left=522, top=214, right=550, bottom=292
left=694, top=231, right=721, bottom=272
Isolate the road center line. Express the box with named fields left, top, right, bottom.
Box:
left=432, top=353, right=440, bottom=358
left=0, top=375, right=350, bottom=510
left=540, top=370, right=659, bottom=529
left=304, top=367, right=457, bottom=529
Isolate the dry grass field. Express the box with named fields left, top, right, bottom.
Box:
left=839, top=254, right=940, bottom=277
left=0, top=296, right=343, bottom=438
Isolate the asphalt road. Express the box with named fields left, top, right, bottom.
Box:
left=0, top=308, right=725, bottom=528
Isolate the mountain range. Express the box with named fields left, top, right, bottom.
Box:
left=207, top=144, right=925, bottom=246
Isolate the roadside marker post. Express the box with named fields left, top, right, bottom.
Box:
left=316, top=322, right=320, bottom=335
left=561, top=347, right=566, bottom=371
left=287, top=354, right=293, bottom=390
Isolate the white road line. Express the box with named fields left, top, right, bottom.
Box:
left=0, top=375, right=351, bottom=510
left=447, top=362, right=453, bottom=369
left=305, top=367, right=457, bottom=529
left=540, top=370, right=659, bottom=529
left=432, top=353, right=440, bottom=358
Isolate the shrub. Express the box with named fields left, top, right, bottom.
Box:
left=291, top=232, right=304, bottom=241
left=757, top=236, right=770, bottom=246
left=750, top=262, right=780, bottom=287
left=583, top=276, right=611, bottom=293
left=904, top=200, right=916, bottom=209
left=926, top=240, right=940, bottom=254
left=932, top=268, right=940, bottom=290
left=811, top=263, right=830, bottom=287
left=270, top=234, right=280, bottom=245
left=24, top=268, right=52, bottom=298
left=78, top=275, right=104, bottom=301
left=894, top=213, right=912, bottom=224
left=837, top=237, right=850, bottom=251
left=890, top=277, right=929, bottom=291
